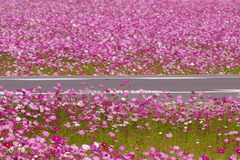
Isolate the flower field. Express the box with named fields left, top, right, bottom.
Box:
left=0, top=0, right=239, bottom=76
left=0, top=0, right=239, bottom=159
left=0, top=82, right=239, bottom=159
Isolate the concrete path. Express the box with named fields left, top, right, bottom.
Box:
left=0, top=75, right=239, bottom=102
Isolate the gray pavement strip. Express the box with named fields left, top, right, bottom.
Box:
left=1, top=89, right=239, bottom=95
left=0, top=75, right=240, bottom=80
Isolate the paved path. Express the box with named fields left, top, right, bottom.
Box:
left=0, top=75, right=239, bottom=102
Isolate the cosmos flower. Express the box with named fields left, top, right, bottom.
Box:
left=52, top=135, right=62, bottom=143
left=217, top=148, right=225, bottom=154
left=166, top=133, right=173, bottom=138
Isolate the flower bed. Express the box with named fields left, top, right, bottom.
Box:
left=0, top=0, right=239, bottom=76
left=0, top=83, right=239, bottom=159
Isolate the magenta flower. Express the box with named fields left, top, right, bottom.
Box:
left=3, top=142, right=13, bottom=148
left=128, top=154, right=135, bottom=159
left=54, top=127, right=60, bottom=131
left=38, top=126, right=44, bottom=130
left=38, top=94, right=44, bottom=100
left=14, top=152, right=24, bottom=158
left=101, top=143, right=108, bottom=147
left=201, top=155, right=210, bottom=160
left=217, top=148, right=225, bottom=154
left=234, top=148, right=240, bottom=154
left=52, top=135, right=62, bottom=142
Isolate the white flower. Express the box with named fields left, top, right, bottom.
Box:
left=93, top=142, right=100, bottom=148
left=81, top=144, right=90, bottom=151
left=18, top=147, right=25, bottom=152
left=184, top=122, right=188, bottom=125
left=121, top=97, right=126, bottom=101
left=62, top=152, right=70, bottom=157
left=7, top=147, right=14, bottom=153
left=159, top=132, right=162, bottom=135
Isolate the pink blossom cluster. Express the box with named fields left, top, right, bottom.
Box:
left=0, top=0, right=239, bottom=76
left=0, top=83, right=239, bottom=159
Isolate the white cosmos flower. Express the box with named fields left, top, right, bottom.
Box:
left=7, top=147, right=14, bottom=153
left=81, top=144, right=90, bottom=151
left=93, top=142, right=100, bottom=148
left=121, top=97, right=126, bottom=101
left=16, top=117, right=21, bottom=121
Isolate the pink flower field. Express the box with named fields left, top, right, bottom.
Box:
left=0, top=0, right=239, bottom=159
left=0, top=82, right=239, bottom=159
left=0, top=0, right=239, bottom=76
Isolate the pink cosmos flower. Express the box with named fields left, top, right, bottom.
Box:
left=229, top=154, right=237, bottom=160
left=228, top=118, right=232, bottom=123
left=108, top=132, right=116, bottom=137
left=173, top=146, right=180, bottom=150
left=142, top=152, right=149, bottom=156
left=119, top=145, right=125, bottom=151
left=42, top=131, right=50, bottom=137
left=166, top=133, right=173, bottom=138
left=188, top=153, right=195, bottom=158
left=49, top=116, right=56, bottom=120
left=78, top=129, right=85, bottom=135
left=176, top=150, right=184, bottom=156
left=92, top=156, right=101, bottom=160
